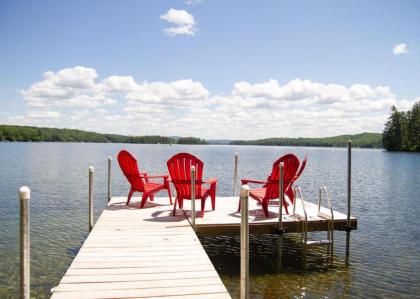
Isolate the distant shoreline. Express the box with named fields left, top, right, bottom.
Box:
left=0, top=125, right=383, bottom=148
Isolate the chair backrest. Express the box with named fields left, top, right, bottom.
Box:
left=264, top=154, right=300, bottom=199
left=117, top=150, right=145, bottom=191
left=167, top=153, right=204, bottom=199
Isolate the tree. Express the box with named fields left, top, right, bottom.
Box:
left=383, top=106, right=407, bottom=151
left=407, top=101, right=420, bottom=151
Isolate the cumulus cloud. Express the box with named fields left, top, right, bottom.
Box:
left=393, top=43, right=409, bottom=55
left=160, top=9, right=196, bottom=36
left=22, top=66, right=116, bottom=108
left=8, top=66, right=417, bottom=139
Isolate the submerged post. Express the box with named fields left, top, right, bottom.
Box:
left=89, top=166, right=94, bottom=232
left=346, top=140, right=352, bottom=261
left=191, top=166, right=196, bottom=231
left=240, top=184, right=250, bottom=299
left=233, top=152, right=239, bottom=196
left=107, top=156, right=112, bottom=202
left=19, top=186, right=30, bottom=299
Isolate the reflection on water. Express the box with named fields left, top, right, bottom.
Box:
left=0, top=143, right=419, bottom=298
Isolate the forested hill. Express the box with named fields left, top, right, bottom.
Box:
left=230, top=133, right=382, bottom=148
left=0, top=125, right=207, bottom=144
left=0, top=125, right=383, bottom=148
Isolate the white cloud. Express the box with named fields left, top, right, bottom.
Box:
left=26, top=111, right=61, bottom=119
left=22, top=66, right=116, bottom=109
left=186, top=0, right=203, bottom=5
left=9, top=66, right=418, bottom=139
left=126, top=79, right=209, bottom=107
left=393, top=43, right=409, bottom=55
left=160, top=9, right=196, bottom=36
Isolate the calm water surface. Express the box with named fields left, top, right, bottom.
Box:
left=0, top=143, right=419, bottom=298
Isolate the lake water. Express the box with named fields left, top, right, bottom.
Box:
left=0, top=143, right=419, bottom=298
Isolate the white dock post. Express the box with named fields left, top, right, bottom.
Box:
left=191, top=166, right=196, bottom=232
left=89, top=166, right=94, bottom=232
left=240, top=184, right=250, bottom=299
left=233, top=152, right=239, bottom=196
left=107, top=156, right=112, bottom=202
left=19, top=186, right=30, bottom=299
left=346, top=141, right=352, bottom=261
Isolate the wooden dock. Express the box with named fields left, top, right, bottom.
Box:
left=51, top=195, right=357, bottom=298
left=51, top=197, right=231, bottom=299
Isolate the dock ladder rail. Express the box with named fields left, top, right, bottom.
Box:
left=293, top=185, right=334, bottom=266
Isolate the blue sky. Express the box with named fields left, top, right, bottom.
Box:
left=0, top=0, right=419, bottom=139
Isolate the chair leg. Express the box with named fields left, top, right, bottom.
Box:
left=140, top=192, right=150, bottom=208
left=149, top=194, right=154, bottom=201
left=210, top=183, right=216, bottom=210
left=126, top=189, right=135, bottom=205
left=172, top=197, right=178, bottom=216
left=165, top=182, right=173, bottom=205
left=262, top=200, right=269, bottom=217
left=172, top=198, right=178, bottom=216
left=283, top=201, right=289, bottom=215
left=200, top=198, right=206, bottom=217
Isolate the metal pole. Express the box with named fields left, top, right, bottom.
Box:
left=191, top=166, right=196, bottom=231
left=107, top=156, right=112, bottom=202
left=19, top=186, right=30, bottom=299
left=240, top=184, right=250, bottom=299
left=277, top=163, right=284, bottom=269
left=278, top=162, right=284, bottom=229
left=233, top=152, right=239, bottom=196
left=89, top=166, right=94, bottom=232
left=346, top=140, right=352, bottom=261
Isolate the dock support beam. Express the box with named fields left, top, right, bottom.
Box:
left=346, top=140, right=352, bottom=261
left=240, top=185, right=250, bottom=299
left=233, top=152, right=239, bottom=196
left=107, top=156, right=112, bottom=202
left=277, top=162, right=284, bottom=269
left=19, top=186, right=30, bottom=299
left=89, top=166, right=94, bottom=232
left=191, top=166, right=196, bottom=232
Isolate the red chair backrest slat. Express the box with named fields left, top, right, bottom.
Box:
left=264, top=154, right=300, bottom=199
left=117, top=150, right=145, bottom=191
left=167, top=153, right=204, bottom=199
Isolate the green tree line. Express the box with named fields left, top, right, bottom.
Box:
left=0, top=125, right=206, bottom=145
left=382, top=101, right=419, bottom=151
left=230, top=132, right=382, bottom=148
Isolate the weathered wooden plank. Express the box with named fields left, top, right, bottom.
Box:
left=60, top=271, right=223, bottom=284
left=51, top=284, right=229, bottom=299
left=54, top=277, right=228, bottom=292
left=65, top=265, right=216, bottom=276
left=69, top=260, right=214, bottom=269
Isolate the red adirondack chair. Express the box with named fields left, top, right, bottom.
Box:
left=238, top=154, right=307, bottom=217
left=118, top=150, right=172, bottom=208
left=167, top=153, right=217, bottom=217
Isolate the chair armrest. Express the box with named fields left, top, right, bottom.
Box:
left=241, top=179, right=266, bottom=185
left=140, top=174, right=169, bottom=179
left=203, top=178, right=217, bottom=184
